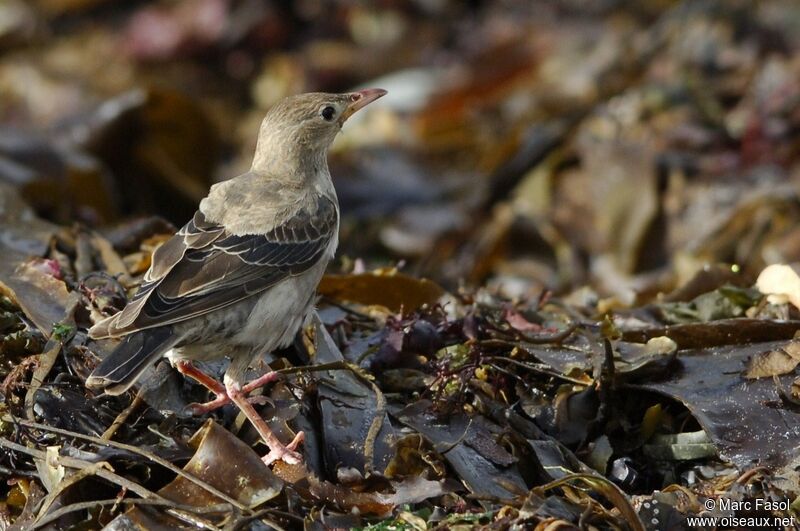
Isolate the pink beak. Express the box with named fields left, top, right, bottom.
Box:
left=341, top=88, right=387, bottom=121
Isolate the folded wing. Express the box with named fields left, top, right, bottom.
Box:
left=90, top=196, right=337, bottom=338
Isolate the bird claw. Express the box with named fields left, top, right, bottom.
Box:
left=186, top=394, right=273, bottom=415
left=186, top=396, right=228, bottom=415
left=261, top=431, right=305, bottom=466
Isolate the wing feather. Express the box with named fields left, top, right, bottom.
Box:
left=89, top=195, right=337, bottom=339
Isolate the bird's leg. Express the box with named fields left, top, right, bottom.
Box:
left=176, top=360, right=282, bottom=414
left=240, top=370, right=281, bottom=394
left=224, top=379, right=304, bottom=466
left=175, top=360, right=230, bottom=414
left=175, top=360, right=226, bottom=393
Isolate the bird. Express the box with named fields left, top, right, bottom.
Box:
left=85, top=89, right=387, bottom=466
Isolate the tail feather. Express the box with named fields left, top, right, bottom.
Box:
left=86, top=327, right=177, bottom=395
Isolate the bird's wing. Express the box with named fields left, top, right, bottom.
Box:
left=90, top=196, right=337, bottom=338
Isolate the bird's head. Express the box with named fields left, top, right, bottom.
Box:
left=253, top=89, right=387, bottom=173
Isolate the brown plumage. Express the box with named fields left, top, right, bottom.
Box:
left=86, top=89, right=387, bottom=466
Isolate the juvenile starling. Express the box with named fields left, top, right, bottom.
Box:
left=86, top=89, right=387, bottom=465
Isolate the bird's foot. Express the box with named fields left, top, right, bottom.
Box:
left=261, top=431, right=305, bottom=466
left=186, top=393, right=271, bottom=415
left=240, top=370, right=281, bottom=395
left=176, top=361, right=281, bottom=415
left=187, top=394, right=229, bottom=415
left=225, top=379, right=304, bottom=467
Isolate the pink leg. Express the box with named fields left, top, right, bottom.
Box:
left=241, top=371, right=281, bottom=394
left=175, top=360, right=226, bottom=394
left=174, top=361, right=229, bottom=415
left=225, top=380, right=304, bottom=465
left=175, top=361, right=281, bottom=415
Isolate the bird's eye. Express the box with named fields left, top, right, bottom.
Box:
left=320, top=106, right=336, bottom=121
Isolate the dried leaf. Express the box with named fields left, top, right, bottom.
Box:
left=627, top=340, right=800, bottom=469
left=319, top=271, right=446, bottom=313
left=0, top=260, right=71, bottom=337
left=307, top=474, right=449, bottom=516
left=309, top=315, right=397, bottom=475
left=123, top=419, right=282, bottom=527
left=744, top=340, right=800, bottom=379
left=392, top=400, right=528, bottom=500
left=532, top=473, right=645, bottom=531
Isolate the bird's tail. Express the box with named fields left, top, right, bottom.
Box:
left=86, top=327, right=178, bottom=395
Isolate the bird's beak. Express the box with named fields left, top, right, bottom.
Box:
left=341, top=88, right=387, bottom=122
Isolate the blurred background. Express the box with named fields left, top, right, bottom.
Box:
left=2, top=0, right=800, bottom=304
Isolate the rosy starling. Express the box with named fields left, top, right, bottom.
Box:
left=86, top=89, right=387, bottom=465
